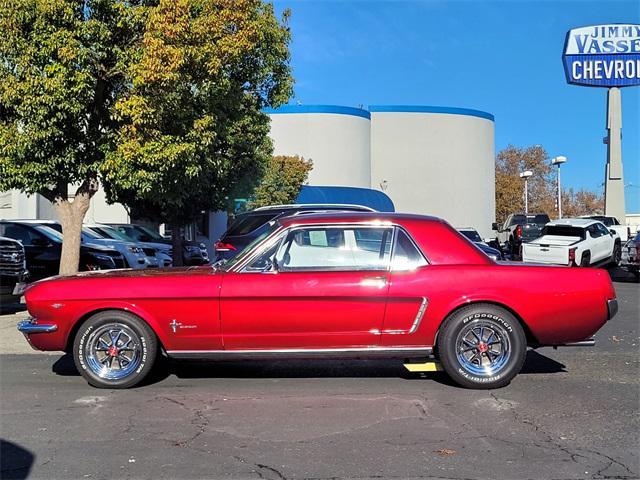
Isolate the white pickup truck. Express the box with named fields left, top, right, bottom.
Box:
left=581, top=215, right=633, bottom=242
left=522, top=218, right=621, bottom=267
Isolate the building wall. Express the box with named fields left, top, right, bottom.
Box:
left=369, top=106, right=495, bottom=239
left=266, top=105, right=371, bottom=188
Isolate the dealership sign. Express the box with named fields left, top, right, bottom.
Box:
left=563, top=24, right=640, bottom=87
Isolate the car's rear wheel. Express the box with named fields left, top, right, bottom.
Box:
left=580, top=252, right=591, bottom=267
left=610, top=243, right=621, bottom=266
left=438, top=304, right=527, bottom=389
left=73, top=310, right=157, bottom=389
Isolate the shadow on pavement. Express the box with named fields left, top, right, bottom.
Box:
left=0, top=303, right=27, bottom=315
left=0, top=439, right=34, bottom=480
left=52, top=349, right=566, bottom=387
left=607, top=265, right=639, bottom=284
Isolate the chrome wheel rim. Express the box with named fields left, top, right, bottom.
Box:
left=85, top=323, right=142, bottom=380
left=455, top=320, right=511, bottom=377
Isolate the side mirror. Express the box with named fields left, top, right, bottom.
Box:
left=492, top=222, right=499, bottom=231
left=31, top=237, right=50, bottom=247
left=609, top=229, right=616, bottom=236
left=245, top=257, right=277, bottom=273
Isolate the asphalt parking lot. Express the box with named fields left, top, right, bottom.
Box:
left=0, top=269, right=638, bottom=480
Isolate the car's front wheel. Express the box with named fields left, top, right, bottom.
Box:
left=438, top=304, right=527, bottom=389
left=73, top=310, right=158, bottom=389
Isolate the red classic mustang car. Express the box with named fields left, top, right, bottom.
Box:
left=18, top=213, right=617, bottom=389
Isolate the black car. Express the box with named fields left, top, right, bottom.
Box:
left=0, top=221, right=126, bottom=282
left=0, top=236, right=29, bottom=307
left=106, top=223, right=209, bottom=266
left=214, top=204, right=376, bottom=261
left=457, top=227, right=505, bottom=261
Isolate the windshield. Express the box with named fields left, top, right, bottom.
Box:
left=541, top=225, right=586, bottom=239
left=134, top=225, right=165, bottom=242
left=588, top=216, right=614, bottom=226
left=33, top=225, right=64, bottom=242
left=459, top=229, right=482, bottom=242
left=93, top=226, right=134, bottom=242
left=226, top=212, right=280, bottom=236
left=219, top=221, right=281, bottom=271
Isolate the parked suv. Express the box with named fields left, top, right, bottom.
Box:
left=0, top=221, right=126, bottom=282
left=214, top=204, right=376, bottom=262
left=0, top=236, right=29, bottom=306
left=492, top=213, right=550, bottom=257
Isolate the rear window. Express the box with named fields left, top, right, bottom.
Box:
left=226, top=213, right=279, bottom=236
left=459, top=229, right=482, bottom=242
left=542, top=226, right=586, bottom=239
left=509, top=214, right=550, bottom=226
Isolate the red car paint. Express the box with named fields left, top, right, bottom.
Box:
left=22, top=213, right=616, bottom=355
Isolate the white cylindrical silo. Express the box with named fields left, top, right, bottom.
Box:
left=266, top=105, right=371, bottom=188
left=370, top=106, right=495, bottom=239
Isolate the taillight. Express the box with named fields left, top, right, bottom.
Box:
left=568, top=247, right=577, bottom=266
left=214, top=241, right=236, bottom=252
left=515, top=225, right=522, bottom=239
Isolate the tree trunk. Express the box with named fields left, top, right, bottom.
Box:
left=170, top=223, right=184, bottom=267
left=54, top=189, right=94, bottom=275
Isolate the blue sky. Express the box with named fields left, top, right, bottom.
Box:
left=273, top=0, right=640, bottom=212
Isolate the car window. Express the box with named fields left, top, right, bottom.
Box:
left=391, top=229, right=428, bottom=271
left=595, top=223, right=610, bottom=236
left=508, top=215, right=525, bottom=226
left=541, top=226, right=586, bottom=239
left=1, top=224, right=41, bottom=245
left=587, top=224, right=603, bottom=238
left=276, top=227, right=392, bottom=271
left=227, top=213, right=280, bottom=236
left=459, top=229, right=482, bottom=243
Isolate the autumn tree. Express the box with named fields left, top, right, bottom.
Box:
left=495, top=145, right=556, bottom=224
left=0, top=0, right=149, bottom=274
left=102, top=0, right=292, bottom=266
left=247, top=155, right=312, bottom=209
left=561, top=188, right=604, bottom=217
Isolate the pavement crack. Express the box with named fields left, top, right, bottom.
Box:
left=255, top=463, right=288, bottom=480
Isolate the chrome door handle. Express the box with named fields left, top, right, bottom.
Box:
left=361, top=276, right=387, bottom=288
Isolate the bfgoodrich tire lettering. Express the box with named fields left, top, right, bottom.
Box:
left=73, top=310, right=158, bottom=389
left=438, top=304, right=527, bottom=389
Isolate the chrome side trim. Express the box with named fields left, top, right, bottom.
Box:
left=408, top=297, right=429, bottom=334
left=17, top=319, right=58, bottom=334
left=166, top=346, right=433, bottom=360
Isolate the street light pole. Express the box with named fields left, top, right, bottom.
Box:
left=551, top=156, right=567, bottom=218
left=520, top=170, right=533, bottom=214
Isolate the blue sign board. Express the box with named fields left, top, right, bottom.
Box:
left=563, top=24, right=640, bottom=87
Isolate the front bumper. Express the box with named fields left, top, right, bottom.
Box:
left=17, top=318, right=58, bottom=334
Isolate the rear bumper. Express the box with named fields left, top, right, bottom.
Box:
left=607, top=298, right=618, bottom=320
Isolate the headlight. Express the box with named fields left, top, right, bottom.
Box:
left=89, top=253, right=116, bottom=267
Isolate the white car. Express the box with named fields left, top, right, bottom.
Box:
left=522, top=218, right=621, bottom=267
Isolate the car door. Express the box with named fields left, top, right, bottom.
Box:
left=219, top=224, right=393, bottom=350
left=381, top=228, right=430, bottom=347
left=595, top=222, right=614, bottom=260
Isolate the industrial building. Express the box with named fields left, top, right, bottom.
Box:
left=1, top=104, right=497, bottom=248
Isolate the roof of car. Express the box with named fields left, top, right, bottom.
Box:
left=252, top=204, right=376, bottom=212
left=277, top=211, right=442, bottom=227
left=546, top=218, right=601, bottom=227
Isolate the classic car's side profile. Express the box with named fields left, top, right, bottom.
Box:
left=18, top=213, right=617, bottom=389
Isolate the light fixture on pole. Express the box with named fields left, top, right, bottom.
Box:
left=551, top=156, right=567, bottom=218
left=519, top=170, right=533, bottom=214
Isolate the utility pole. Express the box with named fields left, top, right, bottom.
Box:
left=520, top=170, right=533, bottom=214
left=552, top=156, right=567, bottom=218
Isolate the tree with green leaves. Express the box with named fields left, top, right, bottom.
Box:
left=247, top=155, right=312, bottom=209
left=102, top=0, right=292, bottom=265
left=1, top=0, right=292, bottom=271
left=0, top=0, right=151, bottom=274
